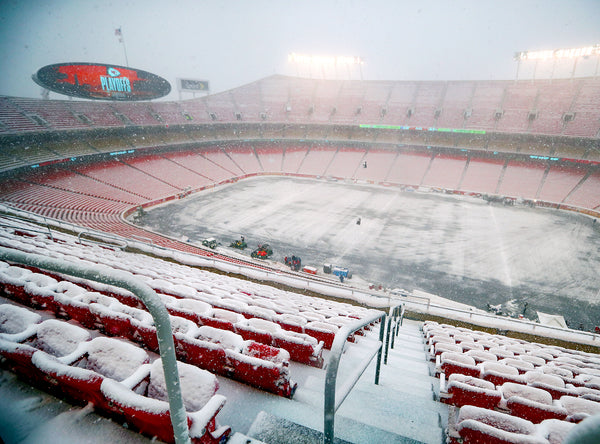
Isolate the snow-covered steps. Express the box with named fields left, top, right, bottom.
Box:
left=247, top=410, right=424, bottom=444
left=293, top=380, right=445, bottom=443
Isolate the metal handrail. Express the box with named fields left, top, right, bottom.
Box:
left=323, top=310, right=386, bottom=444
left=77, top=230, right=128, bottom=250
left=0, top=246, right=192, bottom=444
left=0, top=212, right=54, bottom=240
left=384, top=303, right=404, bottom=364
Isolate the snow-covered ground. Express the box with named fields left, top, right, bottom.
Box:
left=135, top=176, right=600, bottom=331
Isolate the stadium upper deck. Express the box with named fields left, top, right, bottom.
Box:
left=1, top=75, right=599, bottom=138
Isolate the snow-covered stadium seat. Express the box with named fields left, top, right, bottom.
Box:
left=559, top=395, right=600, bottom=423
left=31, top=336, right=150, bottom=408
left=482, top=361, right=525, bottom=386
left=446, top=373, right=502, bottom=409
left=33, top=318, right=91, bottom=358
left=524, top=371, right=578, bottom=400
left=500, top=382, right=568, bottom=423
left=101, top=359, right=230, bottom=444
left=440, top=352, right=480, bottom=378
left=456, top=404, right=548, bottom=444
left=0, top=303, right=41, bottom=340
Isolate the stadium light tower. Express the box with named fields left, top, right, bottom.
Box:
left=288, top=52, right=364, bottom=80
left=514, top=44, right=600, bottom=81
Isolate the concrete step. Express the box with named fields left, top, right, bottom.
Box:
left=248, top=410, right=425, bottom=444
left=293, top=382, right=445, bottom=444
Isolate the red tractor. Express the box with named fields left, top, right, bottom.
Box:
left=251, top=244, right=273, bottom=259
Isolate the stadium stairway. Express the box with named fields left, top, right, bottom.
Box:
left=223, top=319, right=448, bottom=444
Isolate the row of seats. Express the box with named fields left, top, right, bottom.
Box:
left=0, top=303, right=230, bottom=444
left=0, top=262, right=297, bottom=398
left=0, top=226, right=374, bottom=349
left=3, top=141, right=598, bottom=219
left=423, top=321, right=600, bottom=443
left=3, top=256, right=325, bottom=368
left=453, top=404, right=575, bottom=444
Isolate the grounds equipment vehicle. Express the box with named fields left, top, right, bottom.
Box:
left=251, top=244, right=273, bottom=259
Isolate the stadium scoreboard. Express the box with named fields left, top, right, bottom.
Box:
left=32, top=62, right=171, bottom=101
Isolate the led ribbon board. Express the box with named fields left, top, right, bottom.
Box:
left=359, top=124, right=486, bottom=134
left=32, top=63, right=171, bottom=101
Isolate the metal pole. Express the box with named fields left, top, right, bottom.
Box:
left=375, top=315, right=385, bottom=385
left=0, top=247, right=191, bottom=444
left=384, top=316, right=392, bottom=364
left=117, top=26, right=130, bottom=67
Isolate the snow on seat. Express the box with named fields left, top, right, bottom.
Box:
left=576, top=386, right=600, bottom=403
left=432, top=341, right=463, bottom=359
left=556, top=362, right=586, bottom=378
left=440, top=352, right=480, bottom=378
left=0, top=265, right=34, bottom=303
left=530, top=350, right=555, bottom=363
left=185, top=324, right=296, bottom=397
left=536, top=418, right=576, bottom=444
left=460, top=341, right=485, bottom=352
left=521, top=355, right=547, bottom=368
left=428, top=333, right=455, bottom=347
left=554, top=355, right=586, bottom=368
left=228, top=341, right=296, bottom=398
left=243, top=305, right=277, bottom=321
left=466, top=349, right=498, bottom=364
left=446, top=373, right=502, bottom=409
left=273, top=313, right=307, bottom=333
left=482, top=361, right=525, bottom=386
left=559, top=395, right=600, bottom=423
left=196, top=325, right=245, bottom=352
left=52, top=292, right=98, bottom=328
left=88, top=302, right=133, bottom=337
left=23, top=273, right=59, bottom=310
left=298, top=309, right=327, bottom=323
left=272, top=328, right=324, bottom=367
left=53, top=280, right=87, bottom=299
left=200, top=308, right=245, bottom=331
left=524, top=371, right=578, bottom=400
left=453, top=333, right=477, bottom=343
left=456, top=405, right=548, bottom=444
left=0, top=304, right=41, bottom=377
left=505, top=345, right=527, bottom=356
left=234, top=317, right=276, bottom=345
left=148, top=358, right=219, bottom=411
left=476, top=339, right=499, bottom=351
left=101, top=358, right=230, bottom=444
left=500, top=382, right=568, bottom=423
left=177, top=298, right=213, bottom=316
left=579, top=367, right=600, bottom=380
left=236, top=318, right=324, bottom=367
left=0, top=303, right=41, bottom=340
left=215, top=298, right=249, bottom=315
left=489, top=346, right=516, bottom=360
left=33, top=319, right=91, bottom=358
left=500, top=357, right=536, bottom=375
left=173, top=327, right=229, bottom=374
left=541, top=365, right=575, bottom=381
left=29, top=335, right=149, bottom=409
left=304, top=321, right=338, bottom=349
left=81, top=336, right=150, bottom=381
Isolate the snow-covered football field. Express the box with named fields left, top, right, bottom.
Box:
left=136, top=176, right=600, bottom=330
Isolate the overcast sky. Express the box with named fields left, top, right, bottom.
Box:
left=1, top=0, right=599, bottom=101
